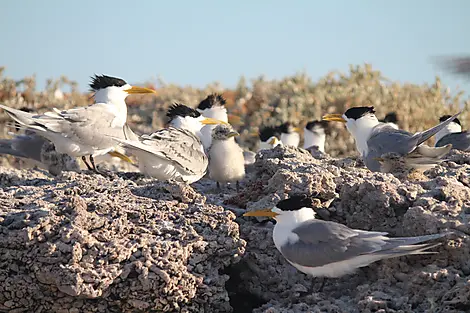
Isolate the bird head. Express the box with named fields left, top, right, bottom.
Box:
left=211, top=123, right=239, bottom=141
left=322, top=106, right=379, bottom=138
left=278, top=122, right=301, bottom=134
left=90, top=74, right=156, bottom=104
left=244, top=195, right=320, bottom=224
left=167, top=103, right=228, bottom=133
left=305, top=120, right=329, bottom=135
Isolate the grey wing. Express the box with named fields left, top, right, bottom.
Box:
left=279, top=220, right=388, bottom=267
left=0, top=134, right=45, bottom=162
left=436, top=132, right=470, bottom=151
left=124, top=127, right=208, bottom=175
left=412, top=111, right=462, bottom=146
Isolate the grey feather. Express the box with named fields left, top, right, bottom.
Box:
left=435, top=131, right=470, bottom=151
left=279, top=219, right=448, bottom=268
left=365, top=111, right=462, bottom=171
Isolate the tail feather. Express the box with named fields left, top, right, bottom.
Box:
left=415, top=144, right=452, bottom=158
left=413, top=111, right=462, bottom=146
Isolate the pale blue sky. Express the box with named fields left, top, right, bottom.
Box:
left=1, top=0, right=469, bottom=93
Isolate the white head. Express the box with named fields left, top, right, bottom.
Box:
left=90, top=74, right=156, bottom=106
left=323, top=106, right=380, bottom=156
left=435, top=115, right=463, bottom=143
left=243, top=195, right=318, bottom=226
left=166, top=103, right=228, bottom=135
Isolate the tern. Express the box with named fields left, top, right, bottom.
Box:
left=258, top=126, right=282, bottom=151
left=207, top=123, right=245, bottom=190
left=197, top=93, right=229, bottom=150
left=244, top=195, right=450, bottom=278
left=435, top=115, right=470, bottom=152
left=322, top=106, right=461, bottom=172
left=111, top=103, right=227, bottom=183
left=303, top=120, right=328, bottom=152
left=0, top=74, right=156, bottom=173
left=278, top=122, right=301, bottom=147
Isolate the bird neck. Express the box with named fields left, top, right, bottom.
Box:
left=280, top=132, right=300, bottom=147
left=170, top=116, right=201, bottom=134
left=273, top=208, right=316, bottom=247
left=94, top=87, right=128, bottom=121
left=435, top=122, right=462, bottom=143
left=347, top=117, right=379, bottom=156
left=303, top=128, right=325, bottom=151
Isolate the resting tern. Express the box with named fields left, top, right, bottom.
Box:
left=303, top=120, right=328, bottom=152
left=244, top=195, right=450, bottom=278
left=379, top=112, right=399, bottom=130
left=322, top=106, right=461, bottom=172
left=435, top=115, right=470, bottom=151
left=111, top=103, right=227, bottom=183
left=207, top=124, right=245, bottom=190
left=197, top=93, right=229, bottom=150
left=278, top=122, right=301, bottom=147
left=0, top=74, right=155, bottom=173
left=258, top=126, right=282, bottom=151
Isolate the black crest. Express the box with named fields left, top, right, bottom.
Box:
left=89, top=74, right=127, bottom=91
left=166, top=103, right=201, bottom=121
left=305, top=120, right=328, bottom=131
left=383, top=112, right=398, bottom=124
left=276, top=195, right=317, bottom=211
left=259, top=126, right=280, bottom=141
left=197, top=93, right=227, bottom=110
left=344, top=106, right=376, bottom=120
left=439, top=114, right=461, bottom=126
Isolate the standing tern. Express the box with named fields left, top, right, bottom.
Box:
left=303, top=120, right=328, bottom=152
left=258, top=126, right=282, bottom=151
left=197, top=93, right=229, bottom=150
left=0, top=74, right=155, bottom=173
left=322, top=106, right=461, bottom=172
left=111, top=103, right=227, bottom=184
left=278, top=122, right=301, bottom=147
left=244, top=195, right=450, bottom=278
left=435, top=115, right=470, bottom=151
left=207, top=123, right=245, bottom=190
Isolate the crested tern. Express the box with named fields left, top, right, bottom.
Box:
left=258, top=126, right=282, bottom=151
left=0, top=74, right=155, bottom=173
left=278, top=122, right=301, bottom=147
left=207, top=123, right=245, bottom=190
left=303, top=120, right=328, bottom=152
left=111, top=103, right=227, bottom=183
left=197, top=93, right=229, bottom=150
left=244, top=195, right=450, bottom=278
left=322, top=106, right=461, bottom=172
left=435, top=115, right=470, bottom=151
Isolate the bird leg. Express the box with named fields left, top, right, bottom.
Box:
left=216, top=181, right=221, bottom=190
left=316, top=277, right=326, bottom=292
left=89, top=155, right=105, bottom=176
left=236, top=180, right=240, bottom=192
left=81, top=156, right=93, bottom=171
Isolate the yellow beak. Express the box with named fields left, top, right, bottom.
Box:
left=243, top=208, right=278, bottom=218
left=322, top=114, right=346, bottom=123
left=268, top=137, right=278, bottom=145
left=227, top=131, right=240, bottom=138
left=373, top=157, right=385, bottom=162
left=108, top=150, right=134, bottom=164
left=201, top=118, right=229, bottom=125
left=293, top=127, right=302, bottom=133
left=124, top=86, right=157, bottom=94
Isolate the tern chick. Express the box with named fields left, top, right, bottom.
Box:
left=435, top=115, right=470, bottom=151
left=323, top=106, right=461, bottom=172
left=303, top=120, right=328, bottom=152
left=207, top=124, right=245, bottom=190
left=244, top=195, right=451, bottom=278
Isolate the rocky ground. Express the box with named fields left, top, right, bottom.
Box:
left=0, top=146, right=469, bottom=312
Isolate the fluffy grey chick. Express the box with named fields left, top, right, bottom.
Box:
left=0, top=130, right=80, bottom=176
left=208, top=124, right=245, bottom=190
